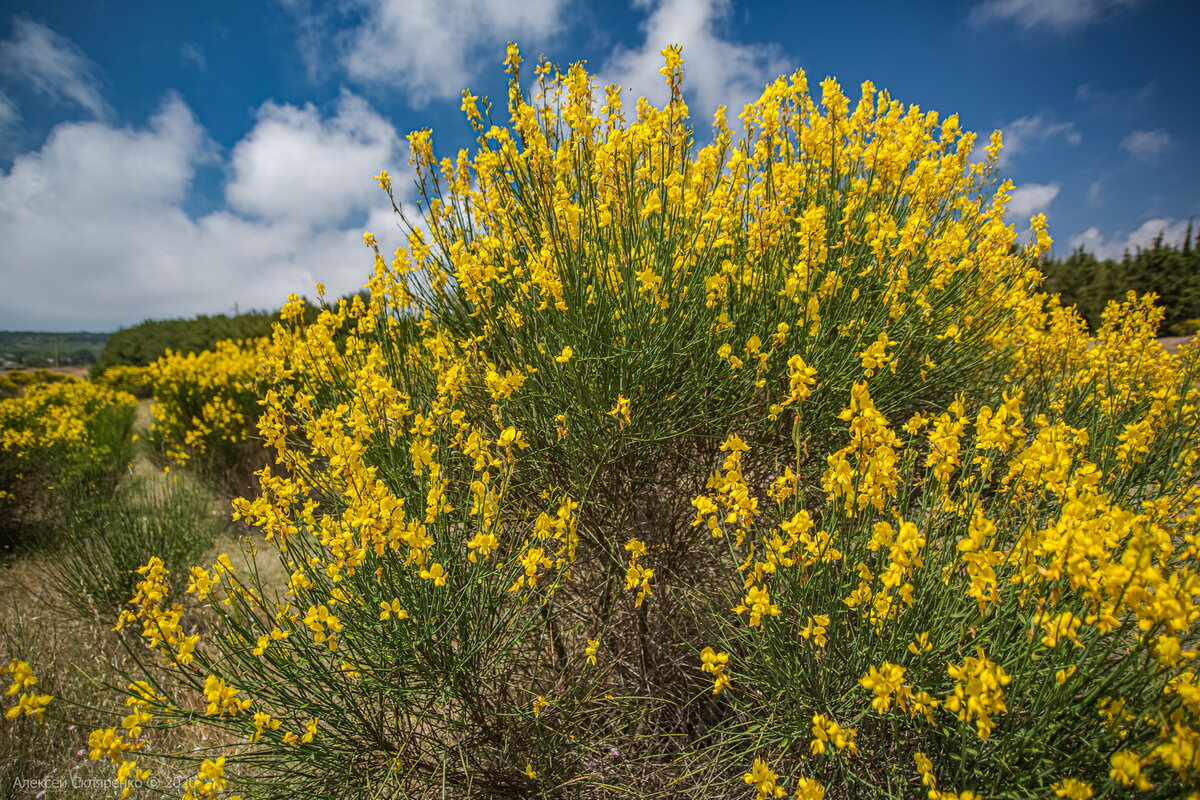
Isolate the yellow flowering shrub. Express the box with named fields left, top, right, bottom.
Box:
left=147, top=338, right=268, bottom=486
left=13, top=47, right=1200, bottom=798
left=0, top=368, right=74, bottom=399
left=0, top=376, right=135, bottom=536
left=94, top=364, right=153, bottom=398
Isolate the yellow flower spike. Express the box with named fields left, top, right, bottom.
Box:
left=860, top=662, right=910, bottom=713
left=798, top=615, right=830, bottom=648
left=460, top=89, right=482, bottom=124
left=4, top=691, right=51, bottom=722
left=202, top=674, right=251, bottom=717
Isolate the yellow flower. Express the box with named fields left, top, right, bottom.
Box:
left=1051, top=778, right=1093, bottom=799
left=944, top=648, right=1011, bottom=740
left=555, top=346, right=573, bottom=363
left=497, top=425, right=528, bottom=449
left=742, top=757, right=786, bottom=800
left=607, top=394, right=631, bottom=425
left=419, top=562, right=448, bottom=586
left=1109, top=749, right=1151, bottom=790
left=379, top=598, right=407, bottom=621
left=810, top=713, right=858, bottom=756
left=860, top=662, right=910, bottom=713
left=466, top=531, right=498, bottom=562
left=202, top=675, right=251, bottom=717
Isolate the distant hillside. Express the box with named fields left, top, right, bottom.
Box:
left=0, top=331, right=108, bottom=368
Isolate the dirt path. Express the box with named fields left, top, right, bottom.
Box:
left=1157, top=335, right=1195, bottom=355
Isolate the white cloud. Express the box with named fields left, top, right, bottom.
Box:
left=0, top=90, right=18, bottom=133
left=0, top=18, right=110, bottom=119
left=969, top=0, right=1146, bottom=32
left=603, top=0, right=788, bottom=120
left=1069, top=217, right=1193, bottom=259
left=0, top=94, right=412, bottom=331
left=985, top=115, right=1081, bottom=168
left=1075, top=81, right=1154, bottom=113
left=180, top=42, right=206, bottom=71
left=1120, top=128, right=1170, bottom=162
left=337, top=0, right=566, bottom=105
left=1007, top=182, right=1060, bottom=223
left=227, top=91, right=404, bottom=228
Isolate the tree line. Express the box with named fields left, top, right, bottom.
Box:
left=88, top=299, right=340, bottom=377
left=1040, top=223, right=1198, bottom=336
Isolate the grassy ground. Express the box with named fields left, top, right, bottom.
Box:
left=0, top=397, right=282, bottom=799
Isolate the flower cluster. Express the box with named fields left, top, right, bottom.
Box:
left=2, top=659, right=51, bottom=722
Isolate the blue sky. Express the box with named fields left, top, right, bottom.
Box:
left=0, top=0, right=1196, bottom=331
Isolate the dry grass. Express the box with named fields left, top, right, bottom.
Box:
left=0, top=398, right=287, bottom=799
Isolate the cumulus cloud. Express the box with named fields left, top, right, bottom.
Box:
left=985, top=115, right=1081, bottom=168
left=1069, top=217, right=1193, bottom=260
left=337, top=0, right=566, bottom=105
left=227, top=91, right=405, bottom=228
left=603, top=0, right=788, bottom=120
left=1006, top=182, right=1060, bottom=224
left=969, top=0, right=1146, bottom=32
left=0, top=93, right=411, bottom=331
left=0, top=18, right=110, bottom=119
left=1120, top=128, right=1170, bottom=162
